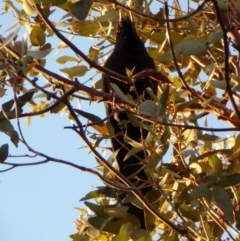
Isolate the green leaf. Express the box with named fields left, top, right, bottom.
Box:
left=2, top=99, right=14, bottom=115
left=27, top=48, right=52, bottom=59
left=0, top=27, right=20, bottom=50
left=212, top=185, right=233, bottom=222
left=0, top=86, right=6, bottom=98
left=88, top=216, right=123, bottom=234
left=202, top=221, right=214, bottom=239
left=125, top=193, right=142, bottom=209
left=68, top=0, right=92, bottom=20
left=105, top=205, right=140, bottom=228
left=56, top=56, right=79, bottom=64
left=235, top=215, right=240, bottom=230
left=123, top=147, right=142, bottom=161
left=80, top=190, right=106, bottom=201
left=139, top=29, right=165, bottom=45
left=210, top=80, right=228, bottom=90
left=208, top=221, right=224, bottom=238
left=103, top=149, right=119, bottom=177
left=30, top=25, right=46, bottom=46
left=60, top=65, right=88, bottom=78
left=4, top=1, right=29, bottom=27
left=197, top=133, right=220, bottom=142
left=0, top=119, right=19, bottom=147
left=73, top=20, right=99, bottom=37
left=179, top=129, right=197, bottom=142
left=216, top=1, right=229, bottom=12
left=84, top=201, right=108, bottom=217
left=168, top=231, right=179, bottom=241
left=22, top=0, right=35, bottom=15
left=6, top=91, right=35, bottom=118
left=146, top=190, right=161, bottom=205
left=80, top=187, right=116, bottom=201
left=86, top=203, right=139, bottom=234
left=110, top=83, right=135, bottom=105
left=191, top=149, right=231, bottom=163
left=33, top=0, right=67, bottom=6
left=144, top=190, right=161, bottom=231
left=218, top=174, right=240, bottom=187
left=179, top=203, right=200, bottom=222
left=139, top=100, right=157, bottom=116
left=85, top=227, right=100, bottom=239
left=88, top=46, right=100, bottom=63
left=74, top=109, right=104, bottom=125
left=96, top=186, right=117, bottom=198
left=158, top=85, right=169, bottom=116
left=112, top=223, right=134, bottom=241
left=50, top=102, right=67, bottom=114
left=17, top=91, right=35, bottom=105
left=172, top=76, right=183, bottom=88
left=130, top=229, right=152, bottom=241
left=158, top=38, right=207, bottom=62
left=189, top=162, right=202, bottom=175
left=105, top=206, right=129, bottom=219
left=0, top=144, right=9, bottom=163
left=127, top=113, right=142, bottom=127
left=69, top=233, right=89, bottom=241
left=229, top=133, right=240, bottom=160
left=94, top=9, right=116, bottom=22
left=175, top=99, right=197, bottom=112
left=208, top=155, right=223, bottom=173
left=191, top=183, right=212, bottom=203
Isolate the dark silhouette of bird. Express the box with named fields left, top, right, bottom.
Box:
left=103, top=15, right=158, bottom=230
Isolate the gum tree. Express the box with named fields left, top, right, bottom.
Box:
left=1, top=0, right=240, bottom=240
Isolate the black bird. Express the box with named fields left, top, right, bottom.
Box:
left=103, top=15, right=158, bottom=230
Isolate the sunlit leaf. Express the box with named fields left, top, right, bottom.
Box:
left=88, top=46, right=100, bottom=63
left=80, top=187, right=117, bottom=201
left=0, top=27, right=20, bottom=50
left=112, top=223, right=134, bottom=241
left=69, top=233, right=89, bottom=241
left=212, top=185, right=233, bottom=222
left=22, top=0, right=35, bottom=15
left=179, top=203, right=200, bottom=222
left=56, top=55, right=79, bottom=64
left=60, top=65, right=88, bottom=77
left=179, top=129, right=197, bottom=142
left=34, top=0, right=67, bottom=6
left=73, top=20, right=99, bottom=37
left=30, top=25, right=46, bottom=46
left=27, top=48, right=52, bottom=59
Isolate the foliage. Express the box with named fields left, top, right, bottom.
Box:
left=1, top=0, right=240, bottom=240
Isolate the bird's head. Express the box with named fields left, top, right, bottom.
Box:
left=117, top=13, right=135, bottom=32
left=116, top=13, right=141, bottom=45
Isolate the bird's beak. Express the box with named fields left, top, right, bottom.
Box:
left=118, top=10, right=123, bottom=30
left=118, top=9, right=126, bottom=26
left=119, top=9, right=122, bottom=23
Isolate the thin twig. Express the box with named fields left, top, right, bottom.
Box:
left=212, top=0, right=240, bottom=118
left=96, top=0, right=211, bottom=23
left=34, top=3, right=131, bottom=84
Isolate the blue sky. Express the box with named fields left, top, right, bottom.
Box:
left=0, top=2, right=104, bottom=240
left=0, top=1, right=235, bottom=240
